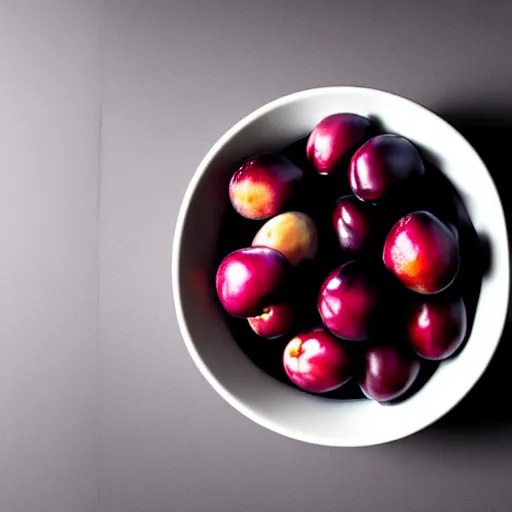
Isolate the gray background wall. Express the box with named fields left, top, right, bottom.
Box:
left=2, top=1, right=512, bottom=511
left=0, top=2, right=99, bottom=512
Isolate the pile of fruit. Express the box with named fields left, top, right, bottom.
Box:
left=215, top=113, right=471, bottom=404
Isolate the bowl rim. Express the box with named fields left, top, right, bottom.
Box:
left=172, top=85, right=510, bottom=447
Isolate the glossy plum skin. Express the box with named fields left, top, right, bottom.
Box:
left=306, top=113, right=373, bottom=175
left=215, top=247, right=290, bottom=318
left=229, top=154, right=304, bottom=220
left=349, top=134, right=425, bottom=202
left=248, top=303, right=295, bottom=339
left=359, top=344, right=421, bottom=403
left=283, top=328, right=353, bottom=393
left=383, top=211, right=460, bottom=294
left=318, top=261, right=383, bottom=341
left=252, top=211, right=318, bottom=267
left=332, top=195, right=379, bottom=254
left=407, top=296, right=467, bottom=360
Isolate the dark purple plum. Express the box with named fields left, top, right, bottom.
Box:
left=215, top=247, right=290, bottom=317
left=407, top=295, right=467, bottom=360
left=332, top=195, right=380, bottom=254
left=306, top=113, right=373, bottom=175
left=229, top=154, right=304, bottom=220
left=283, top=328, right=354, bottom=393
left=248, top=302, right=295, bottom=339
left=349, top=134, right=425, bottom=202
left=359, top=344, right=421, bottom=403
left=318, top=260, right=384, bottom=341
left=383, top=211, right=460, bottom=294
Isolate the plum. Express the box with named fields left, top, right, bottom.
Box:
left=229, top=154, right=304, bottom=220
left=283, top=328, right=353, bottom=393
left=332, top=195, right=379, bottom=254
left=248, top=302, right=295, bottom=339
left=359, top=344, right=421, bottom=403
left=306, top=113, right=373, bottom=175
left=215, top=247, right=290, bottom=317
left=318, top=260, right=384, bottom=341
left=383, top=211, right=460, bottom=294
left=252, top=211, right=318, bottom=267
left=407, top=295, right=467, bottom=360
left=349, top=134, right=425, bottom=203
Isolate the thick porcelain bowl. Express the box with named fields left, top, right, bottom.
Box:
left=172, top=86, right=509, bottom=447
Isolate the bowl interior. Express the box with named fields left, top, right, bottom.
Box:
left=173, top=87, right=509, bottom=447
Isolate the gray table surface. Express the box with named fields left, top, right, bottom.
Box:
left=2, top=1, right=512, bottom=511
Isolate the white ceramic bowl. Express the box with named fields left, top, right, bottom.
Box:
left=172, top=86, right=509, bottom=447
